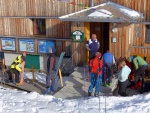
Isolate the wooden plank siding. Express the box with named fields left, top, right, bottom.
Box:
left=0, top=0, right=90, bottom=17
left=0, top=0, right=150, bottom=65
left=0, top=18, right=33, bottom=36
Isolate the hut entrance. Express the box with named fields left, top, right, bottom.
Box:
left=90, top=22, right=109, bottom=54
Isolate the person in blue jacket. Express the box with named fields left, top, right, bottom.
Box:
left=102, top=50, right=115, bottom=86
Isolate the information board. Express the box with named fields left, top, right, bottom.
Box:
left=1, top=38, right=15, bottom=51
left=19, top=39, right=34, bottom=52
left=38, top=40, right=55, bottom=53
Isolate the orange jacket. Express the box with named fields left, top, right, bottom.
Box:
left=89, top=57, right=103, bottom=75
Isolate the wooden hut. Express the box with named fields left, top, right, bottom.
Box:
left=0, top=0, right=150, bottom=67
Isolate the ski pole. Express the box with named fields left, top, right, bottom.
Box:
left=83, top=66, right=86, bottom=99
left=105, top=96, right=106, bottom=113
left=99, top=78, right=101, bottom=113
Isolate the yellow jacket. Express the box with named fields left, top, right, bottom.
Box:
left=11, top=55, right=22, bottom=72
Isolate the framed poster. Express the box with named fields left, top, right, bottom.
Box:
left=19, top=39, right=35, bottom=52
left=38, top=40, right=55, bottom=53
left=1, top=38, right=16, bottom=51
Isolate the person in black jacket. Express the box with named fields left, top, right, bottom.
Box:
left=43, top=47, right=56, bottom=94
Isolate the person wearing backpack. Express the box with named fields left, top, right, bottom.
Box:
left=88, top=52, right=103, bottom=97
left=102, top=50, right=116, bottom=86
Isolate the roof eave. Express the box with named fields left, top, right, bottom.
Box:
left=59, top=18, right=136, bottom=23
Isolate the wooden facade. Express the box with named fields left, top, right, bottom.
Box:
left=0, top=0, right=150, bottom=65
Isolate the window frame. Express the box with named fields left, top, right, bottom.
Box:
left=146, top=25, right=150, bottom=43
left=33, top=19, right=46, bottom=35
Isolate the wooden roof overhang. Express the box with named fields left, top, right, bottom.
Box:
left=59, top=1, right=144, bottom=23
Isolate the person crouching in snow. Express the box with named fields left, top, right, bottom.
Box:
left=117, top=59, right=131, bottom=96
left=10, top=51, right=26, bottom=86
left=88, top=52, right=103, bottom=97
left=43, top=47, right=56, bottom=94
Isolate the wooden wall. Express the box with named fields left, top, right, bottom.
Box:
left=0, top=18, right=72, bottom=57
left=107, top=0, right=150, bottom=61
left=1, top=0, right=150, bottom=65
left=0, top=0, right=91, bottom=17
left=109, top=23, right=150, bottom=60
left=71, top=22, right=86, bottom=66
left=0, top=18, right=33, bottom=36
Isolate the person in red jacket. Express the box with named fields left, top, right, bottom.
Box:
left=88, top=52, right=103, bottom=97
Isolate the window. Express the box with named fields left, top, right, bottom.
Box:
left=33, top=19, right=46, bottom=35
left=146, top=26, right=150, bottom=42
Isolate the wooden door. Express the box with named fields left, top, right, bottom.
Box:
left=90, top=22, right=109, bottom=54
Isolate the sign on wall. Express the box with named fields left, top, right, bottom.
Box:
left=72, top=30, right=84, bottom=42
left=19, top=39, right=35, bottom=52
left=1, top=38, right=16, bottom=51
left=38, top=40, right=55, bottom=53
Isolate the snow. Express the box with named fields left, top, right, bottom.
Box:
left=0, top=72, right=150, bottom=113
left=88, top=9, right=113, bottom=18
left=120, top=8, right=141, bottom=17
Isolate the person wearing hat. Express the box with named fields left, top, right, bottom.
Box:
left=43, top=47, right=56, bottom=94
left=88, top=52, right=103, bottom=97
left=10, top=51, right=26, bottom=85
left=128, top=55, right=147, bottom=83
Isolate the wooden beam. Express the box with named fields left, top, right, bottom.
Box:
left=84, top=22, right=90, bottom=64
left=32, top=65, right=35, bottom=82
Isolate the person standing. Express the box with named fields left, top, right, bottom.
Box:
left=88, top=52, right=103, bottom=97
left=43, top=47, right=56, bottom=94
left=102, top=50, right=115, bottom=86
left=86, top=34, right=100, bottom=61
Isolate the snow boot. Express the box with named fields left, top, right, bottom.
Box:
left=88, top=92, right=92, bottom=96
left=43, top=87, right=51, bottom=95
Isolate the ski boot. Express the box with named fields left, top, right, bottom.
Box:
left=94, top=93, right=99, bottom=97
left=50, top=86, right=55, bottom=92
left=43, top=87, right=51, bottom=95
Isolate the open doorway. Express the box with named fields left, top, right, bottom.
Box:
left=90, top=22, right=109, bottom=54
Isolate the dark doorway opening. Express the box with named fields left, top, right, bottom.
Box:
left=90, top=22, right=109, bottom=54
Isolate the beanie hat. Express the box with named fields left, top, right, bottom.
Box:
left=95, top=52, right=102, bottom=58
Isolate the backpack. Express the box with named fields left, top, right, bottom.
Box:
left=89, top=57, right=102, bottom=73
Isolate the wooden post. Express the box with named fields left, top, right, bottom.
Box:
left=32, top=66, right=35, bottom=82
left=85, top=22, right=90, bottom=64
left=2, top=58, right=5, bottom=67
left=58, top=69, right=64, bottom=87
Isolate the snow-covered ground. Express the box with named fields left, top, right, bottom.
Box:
left=0, top=72, right=150, bottom=113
